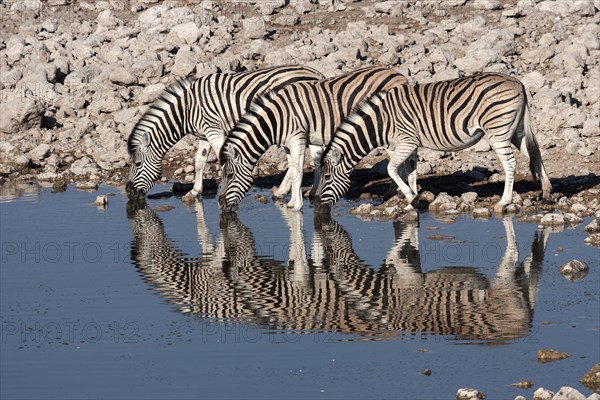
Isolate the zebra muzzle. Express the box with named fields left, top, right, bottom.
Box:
left=313, top=195, right=331, bottom=214
left=126, top=181, right=146, bottom=200
left=219, top=195, right=238, bottom=213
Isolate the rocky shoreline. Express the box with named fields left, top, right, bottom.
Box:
left=1, top=0, right=599, bottom=220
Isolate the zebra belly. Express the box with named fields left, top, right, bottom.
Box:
left=420, top=126, right=485, bottom=152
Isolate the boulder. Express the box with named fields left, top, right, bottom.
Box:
left=242, top=17, right=268, bottom=40
left=170, top=21, right=201, bottom=45
left=0, top=91, right=45, bottom=134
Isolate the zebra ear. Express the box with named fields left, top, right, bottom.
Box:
left=140, top=131, right=150, bottom=150
left=330, top=148, right=341, bottom=166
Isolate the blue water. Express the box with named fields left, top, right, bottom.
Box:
left=1, top=183, right=598, bottom=399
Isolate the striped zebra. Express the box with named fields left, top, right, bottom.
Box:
left=218, top=66, right=408, bottom=212
left=313, top=73, right=553, bottom=213
left=314, top=213, right=549, bottom=341
left=128, top=195, right=548, bottom=340
left=125, top=65, right=324, bottom=201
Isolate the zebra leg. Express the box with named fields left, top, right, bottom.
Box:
left=383, top=150, right=418, bottom=200
left=511, top=112, right=552, bottom=199
left=183, top=139, right=211, bottom=202
left=276, top=201, right=308, bottom=286
left=406, top=151, right=418, bottom=195
left=308, top=145, right=323, bottom=199
left=387, top=144, right=418, bottom=211
left=287, top=144, right=306, bottom=210
left=272, top=150, right=293, bottom=199
left=490, top=140, right=517, bottom=212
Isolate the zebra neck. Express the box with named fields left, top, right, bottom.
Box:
left=153, top=88, right=196, bottom=156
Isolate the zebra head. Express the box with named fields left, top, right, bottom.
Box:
left=126, top=129, right=163, bottom=200
left=219, top=143, right=253, bottom=213
left=313, top=146, right=351, bottom=214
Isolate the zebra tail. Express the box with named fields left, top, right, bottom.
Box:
left=523, top=103, right=541, bottom=183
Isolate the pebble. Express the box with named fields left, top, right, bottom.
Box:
left=473, top=208, right=491, bottom=218
left=255, top=194, right=269, bottom=204
left=93, top=195, right=108, bottom=207
left=551, top=386, right=587, bottom=400
left=76, top=181, right=98, bottom=191
left=580, top=363, right=600, bottom=390
left=350, top=203, right=374, bottom=215
left=584, top=233, right=600, bottom=247
left=563, top=213, right=583, bottom=225
left=537, top=349, right=571, bottom=363
left=559, top=260, right=589, bottom=281
left=153, top=205, right=175, bottom=212
left=540, top=213, right=565, bottom=226
left=584, top=219, right=600, bottom=233
left=511, top=381, right=534, bottom=389
left=51, top=179, right=67, bottom=192
left=456, top=388, right=486, bottom=399
left=533, top=387, right=554, bottom=400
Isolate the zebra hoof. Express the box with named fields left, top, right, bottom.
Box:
left=182, top=192, right=198, bottom=204
left=493, top=203, right=508, bottom=214
left=271, top=186, right=287, bottom=199
left=403, top=204, right=414, bottom=212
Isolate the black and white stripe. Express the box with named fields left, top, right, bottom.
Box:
left=218, top=66, right=408, bottom=212
left=128, top=196, right=547, bottom=340
left=125, top=65, right=324, bottom=200
left=314, top=73, right=552, bottom=212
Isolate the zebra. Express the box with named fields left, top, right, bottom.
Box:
left=313, top=73, right=553, bottom=213
left=218, top=66, right=408, bottom=212
left=128, top=196, right=548, bottom=340
left=314, top=213, right=550, bottom=341
left=125, top=65, right=324, bottom=201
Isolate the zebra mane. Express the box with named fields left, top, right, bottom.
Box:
left=248, top=89, right=278, bottom=115
left=322, top=90, right=390, bottom=158
left=226, top=89, right=278, bottom=144
left=127, top=78, right=194, bottom=155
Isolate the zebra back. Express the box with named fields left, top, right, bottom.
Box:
left=223, top=66, right=408, bottom=163
left=328, top=73, right=526, bottom=165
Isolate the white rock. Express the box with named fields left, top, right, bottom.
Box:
left=70, top=156, right=99, bottom=176
left=171, top=50, right=200, bottom=77
left=534, top=88, right=562, bottom=108
left=131, top=60, right=164, bottom=82
left=138, top=83, right=166, bottom=104
left=28, top=144, right=51, bottom=160
left=108, top=66, right=137, bottom=86
left=94, top=195, right=108, bottom=206
left=540, top=213, right=565, bottom=226
left=456, top=388, right=486, bottom=399
left=474, top=0, right=502, bottom=10
left=242, top=17, right=267, bottom=40
left=581, top=119, right=599, bottom=137
left=171, top=21, right=201, bottom=45
left=138, top=4, right=169, bottom=27
left=522, top=71, right=547, bottom=94
left=551, top=386, right=586, bottom=400
left=533, top=387, right=555, bottom=400
left=350, top=203, right=374, bottom=215
left=454, top=48, right=500, bottom=75
left=0, top=91, right=45, bottom=134
left=563, top=213, right=583, bottom=224
left=461, top=192, right=478, bottom=204
left=162, top=7, right=194, bottom=25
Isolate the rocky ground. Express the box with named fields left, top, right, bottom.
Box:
left=0, top=0, right=599, bottom=221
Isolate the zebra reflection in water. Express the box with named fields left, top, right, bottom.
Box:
left=127, top=201, right=549, bottom=342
